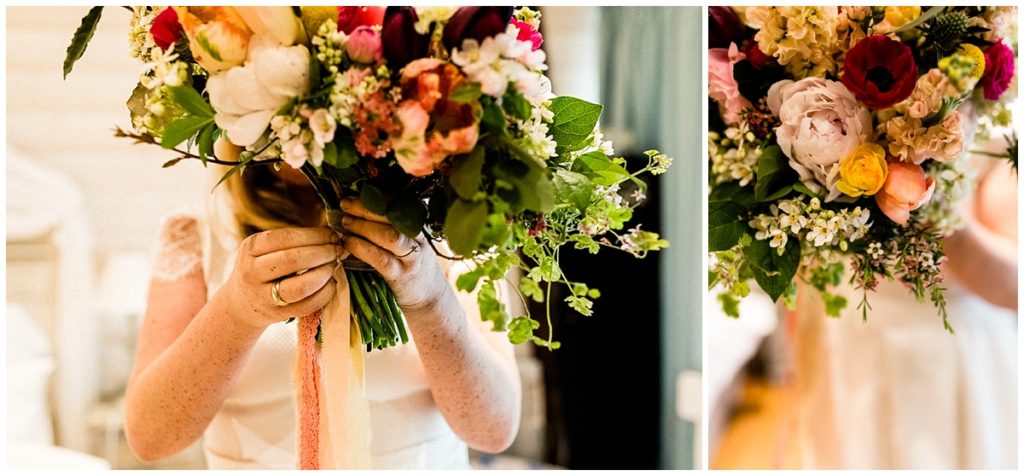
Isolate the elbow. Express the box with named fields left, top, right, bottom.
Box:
left=123, top=394, right=189, bottom=463
left=463, top=407, right=521, bottom=454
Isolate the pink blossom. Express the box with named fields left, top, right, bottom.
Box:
left=346, top=25, right=383, bottom=64
left=708, top=43, right=752, bottom=125
left=510, top=19, right=542, bottom=51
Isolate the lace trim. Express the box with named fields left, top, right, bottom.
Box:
left=151, top=213, right=203, bottom=282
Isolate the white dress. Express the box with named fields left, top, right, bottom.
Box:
left=793, top=273, right=1017, bottom=469
left=154, top=207, right=473, bottom=470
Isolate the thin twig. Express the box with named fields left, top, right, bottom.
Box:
left=420, top=228, right=463, bottom=260
left=115, top=126, right=282, bottom=166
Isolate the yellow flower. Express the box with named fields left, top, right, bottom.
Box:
left=957, top=44, right=987, bottom=80
left=837, top=143, right=888, bottom=197
left=174, top=7, right=252, bottom=73
left=883, top=6, right=921, bottom=29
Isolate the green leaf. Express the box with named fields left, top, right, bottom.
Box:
left=518, top=277, right=544, bottom=302
left=449, top=82, right=482, bottom=104
left=321, top=141, right=339, bottom=168
left=503, top=90, right=532, bottom=121
left=493, top=157, right=555, bottom=213
left=161, top=115, right=213, bottom=149
left=709, top=181, right=756, bottom=208
left=386, top=194, right=428, bottom=238
left=508, top=316, right=540, bottom=344
left=570, top=151, right=629, bottom=186
left=746, top=236, right=800, bottom=302
left=549, top=96, right=602, bottom=154
left=478, top=280, right=509, bottom=331
left=481, top=101, right=506, bottom=133
left=169, top=86, right=214, bottom=118
left=334, top=130, right=360, bottom=169
left=552, top=169, right=594, bottom=212
left=480, top=213, right=511, bottom=247
left=449, top=147, right=485, bottom=200
left=196, top=123, right=216, bottom=164
left=708, top=201, right=748, bottom=252
left=63, top=6, right=103, bottom=79
left=754, top=145, right=795, bottom=202
left=212, top=160, right=247, bottom=191
left=162, top=157, right=186, bottom=168
left=360, top=183, right=387, bottom=215
left=445, top=199, right=488, bottom=256
left=456, top=266, right=486, bottom=293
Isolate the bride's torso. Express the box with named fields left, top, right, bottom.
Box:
left=189, top=206, right=469, bottom=470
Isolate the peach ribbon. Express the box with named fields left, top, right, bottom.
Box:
left=295, top=266, right=372, bottom=469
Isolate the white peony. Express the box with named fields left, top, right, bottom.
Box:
left=767, top=77, right=872, bottom=201
left=207, top=36, right=310, bottom=147
left=235, top=6, right=303, bottom=46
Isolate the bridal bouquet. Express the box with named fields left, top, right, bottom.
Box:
left=707, top=6, right=1017, bottom=330
left=65, top=6, right=670, bottom=350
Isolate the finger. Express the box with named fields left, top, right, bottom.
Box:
left=285, top=275, right=337, bottom=317
left=247, top=227, right=340, bottom=256
left=339, top=197, right=389, bottom=224
left=254, top=244, right=344, bottom=281
left=276, top=262, right=337, bottom=304
left=342, top=234, right=402, bottom=282
left=341, top=214, right=419, bottom=257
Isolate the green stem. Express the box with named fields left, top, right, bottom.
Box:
left=348, top=270, right=379, bottom=345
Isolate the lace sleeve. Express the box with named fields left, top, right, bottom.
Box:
left=151, top=213, right=204, bottom=282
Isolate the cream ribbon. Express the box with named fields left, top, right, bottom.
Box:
left=296, top=265, right=373, bottom=469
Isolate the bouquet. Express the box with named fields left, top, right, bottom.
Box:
left=65, top=6, right=671, bottom=351
left=707, top=6, right=1017, bottom=330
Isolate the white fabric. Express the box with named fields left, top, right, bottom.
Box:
left=6, top=304, right=56, bottom=446
left=796, top=276, right=1018, bottom=469
left=155, top=203, right=470, bottom=469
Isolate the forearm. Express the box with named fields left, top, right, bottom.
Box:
left=125, top=294, right=265, bottom=461
left=943, top=219, right=1018, bottom=311
left=403, top=285, right=521, bottom=453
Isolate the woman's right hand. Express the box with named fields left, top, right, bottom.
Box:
left=220, top=226, right=348, bottom=329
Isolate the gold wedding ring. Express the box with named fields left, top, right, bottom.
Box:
left=271, top=279, right=289, bottom=307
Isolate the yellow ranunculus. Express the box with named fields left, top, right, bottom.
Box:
left=174, top=7, right=252, bottom=73
left=837, top=143, right=888, bottom=198
left=883, top=6, right=921, bottom=29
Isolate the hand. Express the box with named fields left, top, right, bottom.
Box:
left=220, top=227, right=348, bottom=329
left=338, top=198, right=448, bottom=311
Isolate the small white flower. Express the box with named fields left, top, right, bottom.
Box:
left=309, top=108, right=336, bottom=147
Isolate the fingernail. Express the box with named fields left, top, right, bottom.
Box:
left=341, top=215, right=354, bottom=226
left=340, top=198, right=354, bottom=210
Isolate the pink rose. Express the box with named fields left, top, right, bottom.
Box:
left=708, top=43, right=752, bottom=125
left=875, top=161, right=936, bottom=226
left=346, top=25, right=382, bottom=64
left=510, top=18, right=543, bottom=51
left=767, top=77, right=872, bottom=200
left=981, top=40, right=1015, bottom=101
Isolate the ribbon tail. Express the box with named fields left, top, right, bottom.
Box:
left=317, top=267, right=373, bottom=469
left=296, top=309, right=321, bottom=470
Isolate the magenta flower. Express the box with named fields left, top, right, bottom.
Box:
left=981, top=40, right=1016, bottom=101
left=510, top=18, right=542, bottom=51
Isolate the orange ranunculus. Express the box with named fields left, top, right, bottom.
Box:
left=174, top=7, right=251, bottom=73
left=875, top=160, right=936, bottom=226
left=391, top=59, right=481, bottom=176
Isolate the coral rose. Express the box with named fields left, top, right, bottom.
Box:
left=174, top=7, right=251, bottom=73
left=875, top=161, right=935, bottom=226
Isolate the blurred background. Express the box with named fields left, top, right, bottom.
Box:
left=5, top=6, right=702, bottom=470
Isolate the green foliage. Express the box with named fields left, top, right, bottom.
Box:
left=63, top=6, right=103, bottom=79
left=450, top=147, right=485, bottom=200
left=161, top=115, right=213, bottom=149
left=746, top=236, right=800, bottom=302
left=503, top=89, right=532, bottom=121
left=386, top=194, right=428, bottom=238
left=478, top=280, right=510, bottom=331
left=708, top=201, right=748, bottom=252
left=445, top=199, right=489, bottom=255
left=518, top=277, right=544, bottom=302
left=449, top=82, right=483, bottom=104
left=570, top=152, right=630, bottom=187
left=360, top=183, right=387, bottom=215
left=549, top=96, right=603, bottom=154
left=169, top=86, right=215, bottom=118
left=754, top=145, right=796, bottom=201
left=552, top=170, right=594, bottom=212
left=508, top=316, right=540, bottom=344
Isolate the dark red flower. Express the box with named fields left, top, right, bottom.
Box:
left=841, top=35, right=918, bottom=109
left=981, top=40, right=1016, bottom=101
left=708, top=7, right=745, bottom=49
left=742, top=41, right=772, bottom=70
left=441, top=6, right=513, bottom=51
left=150, top=7, right=183, bottom=51
left=381, top=7, right=429, bottom=68
left=336, top=6, right=385, bottom=34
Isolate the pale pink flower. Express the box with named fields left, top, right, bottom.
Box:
left=346, top=26, right=383, bottom=64
left=708, top=43, right=752, bottom=125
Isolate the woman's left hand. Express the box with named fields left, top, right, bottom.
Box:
left=338, top=197, right=448, bottom=312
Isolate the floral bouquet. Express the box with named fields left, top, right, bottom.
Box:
left=64, top=6, right=671, bottom=351
left=707, top=6, right=1017, bottom=330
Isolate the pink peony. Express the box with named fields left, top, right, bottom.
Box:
left=346, top=25, right=382, bottom=64
left=875, top=160, right=936, bottom=226
left=708, top=43, right=752, bottom=125
left=981, top=40, right=1015, bottom=100
left=767, top=77, right=872, bottom=201
left=510, top=18, right=543, bottom=51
